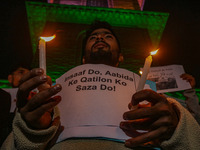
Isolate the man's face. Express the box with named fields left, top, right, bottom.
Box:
left=8, top=67, right=29, bottom=88
left=83, top=28, right=123, bottom=66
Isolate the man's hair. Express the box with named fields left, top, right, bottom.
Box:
left=82, top=20, right=121, bottom=56
left=8, top=64, right=30, bottom=75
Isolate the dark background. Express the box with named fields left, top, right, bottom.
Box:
left=144, top=0, right=200, bottom=87
left=0, top=0, right=199, bottom=87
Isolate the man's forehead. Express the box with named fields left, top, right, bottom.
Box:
left=90, top=28, right=112, bottom=35
left=15, top=67, right=28, bottom=72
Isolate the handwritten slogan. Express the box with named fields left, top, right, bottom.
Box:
left=56, top=64, right=140, bottom=142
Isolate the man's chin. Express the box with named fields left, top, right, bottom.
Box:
left=92, top=48, right=109, bottom=53
left=84, top=50, right=117, bottom=66
left=86, top=59, right=116, bottom=66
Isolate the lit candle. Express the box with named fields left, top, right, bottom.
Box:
left=136, top=49, right=158, bottom=92
left=39, top=35, right=56, bottom=74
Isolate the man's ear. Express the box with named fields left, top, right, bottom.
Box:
left=8, top=75, right=13, bottom=84
left=115, top=53, right=124, bottom=67
left=118, top=53, right=124, bottom=63
left=82, top=56, right=86, bottom=64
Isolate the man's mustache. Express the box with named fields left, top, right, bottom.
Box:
left=91, top=41, right=110, bottom=50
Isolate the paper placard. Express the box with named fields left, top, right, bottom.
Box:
left=56, top=64, right=140, bottom=142
left=147, top=65, right=191, bottom=93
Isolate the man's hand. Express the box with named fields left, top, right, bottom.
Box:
left=17, top=68, right=62, bottom=129
left=180, top=73, right=196, bottom=88
left=120, top=89, right=179, bottom=148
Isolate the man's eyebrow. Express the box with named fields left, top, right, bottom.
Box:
left=90, top=31, right=113, bottom=36
left=18, top=69, right=26, bottom=72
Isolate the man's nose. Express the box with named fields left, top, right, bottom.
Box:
left=96, top=34, right=104, bottom=41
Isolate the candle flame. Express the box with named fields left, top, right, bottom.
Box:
left=150, top=49, right=159, bottom=55
left=40, top=35, right=56, bottom=42
left=139, top=70, right=143, bottom=75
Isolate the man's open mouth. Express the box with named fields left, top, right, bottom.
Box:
left=93, top=42, right=108, bottom=49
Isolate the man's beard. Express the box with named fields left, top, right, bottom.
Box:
left=87, top=48, right=113, bottom=65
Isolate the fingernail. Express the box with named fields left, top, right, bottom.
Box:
left=54, top=84, right=62, bottom=91
left=40, top=75, right=47, bottom=81
left=36, top=68, right=43, bottom=74
left=54, top=95, right=61, bottom=100
left=123, top=114, right=128, bottom=120
left=53, top=96, right=61, bottom=103
left=120, top=122, right=124, bottom=128
left=120, top=122, right=127, bottom=129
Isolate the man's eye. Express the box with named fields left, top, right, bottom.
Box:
left=89, top=36, right=96, bottom=40
left=18, top=70, right=25, bottom=74
left=105, top=34, right=113, bottom=38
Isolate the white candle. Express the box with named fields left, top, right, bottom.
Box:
left=136, top=55, right=152, bottom=92
left=39, top=35, right=56, bottom=75
left=39, top=39, right=46, bottom=74
left=136, top=49, right=158, bottom=92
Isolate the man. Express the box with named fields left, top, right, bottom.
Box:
left=2, top=21, right=200, bottom=150
left=163, top=73, right=200, bottom=125
left=0, top=66, right=29, bottom=146
left=7, top=67, right=29, bottom=88
left=181, top=73, right=200, bottom=124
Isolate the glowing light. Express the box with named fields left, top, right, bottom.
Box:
left=139, top=70, right=143, bottom=75
left=40, top=35, right=56, bottom=42
left=150, top=49, right=159, bottom=55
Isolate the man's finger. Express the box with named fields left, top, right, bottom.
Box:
left=17, top=75, right=48, bottom=108
left=123, top=103, right=171, bottom=120
left=124, top=126, right=168, bottom=148
left=131, top=89, right=167, bottom=106
left=20, top=96, right=61, bottom=129
left=24, top=85, right=62, bottom=112
left=30, top=96, right=61, bottom=118
left=120, top=118, right=155, bottom=131
left=19, top=68, right=44, bottom=86
left=120, top=126, right=144, bottom=138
